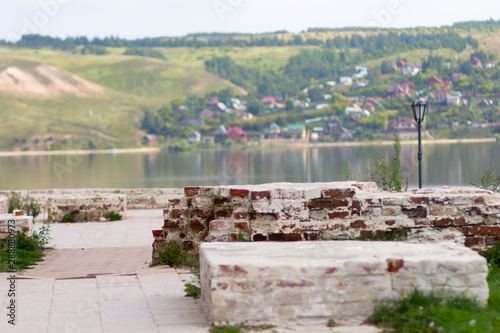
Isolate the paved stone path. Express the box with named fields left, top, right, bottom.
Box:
left=0, top=209, right=380, bottom=333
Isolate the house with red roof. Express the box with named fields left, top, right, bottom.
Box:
left=396, top=60, right=407, bottom=69
left=388, top=83, right=411, bottom=98
left=227, top=127, right=247, bottom=141
left=262, top=96, right=277, bottom=107
left=428, top=75, right=453, bottom=88
left=471, top=57, right=483, bottom=68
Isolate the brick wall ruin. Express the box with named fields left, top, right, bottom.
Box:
left=152, top=182, right=500, bottom=263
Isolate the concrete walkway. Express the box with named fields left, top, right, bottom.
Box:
left=0, top=210, right=380, bottom=333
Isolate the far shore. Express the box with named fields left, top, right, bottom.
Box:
left=0, top=137, right=496, bottom=157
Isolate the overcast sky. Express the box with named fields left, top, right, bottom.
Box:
left=1, top=0, right=499, bottom=41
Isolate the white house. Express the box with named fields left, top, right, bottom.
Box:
left=339, top=77, right=353, bottom=85
left=402, top=64, right=421, bottom=76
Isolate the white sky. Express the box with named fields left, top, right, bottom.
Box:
left=1, top=0, right=499, bottom=41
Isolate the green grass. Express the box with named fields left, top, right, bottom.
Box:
left=184, top=283, right=201, bottom=298
left=103, top=211, right=122, bottom=221
left=0, top=232, right=45, bottom=271
left=370, top=245, right=500, bottom=332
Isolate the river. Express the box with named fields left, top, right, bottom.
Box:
left=0, top=141, right=498, bottom=190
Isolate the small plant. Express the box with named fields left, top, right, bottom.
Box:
left=237, top=231, right=248, bottom=242
left=368, top=134, right=408, bottom=192
left=210, top=327, right=243, bottom=333
left=0, top=232, right=45, bottom=272
left=344, top=161, right=354, bottom=181
left=156, top=240, right=190, bottom=267
left=61, top=211, right=78, bottom=223
left=184, top=283, right=201, bottom=298
left=471, top=166, right=500, bottom=192
left=357, top=229, right=408, bottom=241
left=8, top=191, right=41, bottom=220
left=32, top=224, right=52, bottom=250
left=103, top=211, right=122, bottom=221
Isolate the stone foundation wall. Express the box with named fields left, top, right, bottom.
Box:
left=0, top=188, right=183, bottom=221
left=0, top=213, right=34, bottom=239
left=152, top=182, right=500, bottom=262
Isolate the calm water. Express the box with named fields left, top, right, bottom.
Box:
left=0, top=142, right=498, bottom=190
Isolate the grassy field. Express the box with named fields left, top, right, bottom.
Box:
left=0, top=47, right=247, bottom=150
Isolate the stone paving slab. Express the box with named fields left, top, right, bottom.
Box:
left=0, top=209, right=382, bottom=332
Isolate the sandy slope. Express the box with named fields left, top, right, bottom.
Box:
left=0, top=64, right=108, bottom=98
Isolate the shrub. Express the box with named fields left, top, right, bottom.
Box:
left=8, top=192, right=41, bottom=220
left=104, top=211, right=122, bottom=221
left=471, top=166, right=500, bottom=192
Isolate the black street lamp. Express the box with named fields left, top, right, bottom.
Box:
left=411, top=99, right=427, bottom=189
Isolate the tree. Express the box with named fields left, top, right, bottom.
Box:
left=381, top=61, right=396, bottom=74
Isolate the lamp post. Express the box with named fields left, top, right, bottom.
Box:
left=411, top=99, right=427, bottom=189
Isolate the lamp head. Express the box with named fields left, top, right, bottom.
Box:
left=411, top=99, right=427, bottom=123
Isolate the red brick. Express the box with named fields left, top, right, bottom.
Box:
left=385, top=221, right=396, bottom=226
left=230, top=189, right=250, bottom=197
left=184, top=187, right=199, bottom=196
left=214, top=198, right=229, bottom=207
left=234, top=222, right=248, bottom=230
left=269, top=233, right=303, bottom=241
left=410, top=197, right=430, bottom=205
left=352, top=200, right=361, bottom=208
left=387, top=259, right=404, bottom=273
left=182, top=241, right=194, bottom=251
left=168, top=198, right=181, bottom=206
left=191, top=209, right=211, bottom=218
left=480, top=227, right=500, bottom=235
left=304, top=233, right=319, bottom=241
left=434, top=218, right=453, bottom=227
left=461, top=226, right=479, bottom=236
left=455, top=217, right=466, bottom=226
left=171, top=209, right=187, bottom=219
left=350, top=220, right=366, bottom=229
left=360, top=230, right=374, bottom=238
left=332, top=200, right=348, bottom=208
left=485, top=237, right=500, bottom=246
left=308, top=200, right=333, bottom=210
left=328, top=211, right=350, bottom=219
left=210, top=220, right=231, bottom=230
left=323, top=188, right=355, bottom=199
left=414, top=219, right=433, bottom=226
left=253, top=234, right=268, bottom=241
left=365, top=198, right=382, bottom=206
left=215, top=210, right=233, bottom=218
left=403, top=206, right=427, bottom=218
left=464, top=237, right=484, bottom=247
left=234, top=212, right=248, bottom=220
left=251, top=191, right=270, bottom=200
left=152, top=230, right=163, bottom=238
left=474, top=197, right=486, bottom=205
left=163, top=220, right=179, bottom=228
left=249, top=213, right=277, bottom=221
left=190, top=220, right=205, bottom=231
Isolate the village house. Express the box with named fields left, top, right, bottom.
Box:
left=433, top=88, right=452, bottom=103
left=339, top=77, right=353, bottom=85
left=471, top=57, right=483, bottom=68
left=206, top=98, right=227, bottom=112
left=446, top=95, right=461, bottom=107
left=143, top=134, right=158, bottom=146
left=227, top=127, right=247, bottom=141
left=387, top=83, right=411, bottom=98
left=385, top=117, right=418, bottom=139
left=476, top=99, right=494, bottom=109
left=428, top=75, right=453, bottom=88
left=187, top=131, right=201, bottom=143
left=262, top=96, right=277, bottom=107
left=281, top=124, right=307, bottom=139
left=199, top=109, right=215, bottom=119
left=401, top=64, right=421, bottom=76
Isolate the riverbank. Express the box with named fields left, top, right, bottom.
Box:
left=0, top=147, right=161, bottom=157
left=0, top=138, right=496, bottom=157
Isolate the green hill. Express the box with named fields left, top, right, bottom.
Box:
left=0, top=48, right=246, bottom=150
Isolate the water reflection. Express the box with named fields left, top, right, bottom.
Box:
left=0, top=142, right=498, bottom=190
